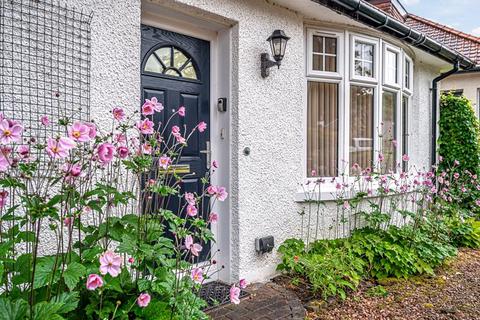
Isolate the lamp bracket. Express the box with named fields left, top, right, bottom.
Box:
left=261, top=53, right=280, bottom=78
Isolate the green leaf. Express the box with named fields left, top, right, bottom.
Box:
left=63, top=262, right=86, bottom=291
left=52, top=292, right=79, bottom=314
left=31, top=301, right=64, bottom=320
left=33, top=257, right=60, bottom=289
left=0, top=298, right=28, bottom=320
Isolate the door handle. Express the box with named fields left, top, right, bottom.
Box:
left=159, top=164, right=190, bottom=174
left=200, top=141, right=211, bottom=169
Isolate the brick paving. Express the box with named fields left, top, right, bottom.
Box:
left=207, top=282, right=306, bottom=320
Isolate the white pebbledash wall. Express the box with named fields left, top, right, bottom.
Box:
left=60, top=0, right=439, bottom=283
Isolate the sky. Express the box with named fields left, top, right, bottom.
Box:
left=401, top=0, right=480, bottom=37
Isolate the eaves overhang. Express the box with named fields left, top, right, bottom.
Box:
left=310, top=0, right=477, bottom=70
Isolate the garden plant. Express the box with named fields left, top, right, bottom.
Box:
left=278, top=96, right=480, bottom=301
left=0, top=100, right=244, bottom=319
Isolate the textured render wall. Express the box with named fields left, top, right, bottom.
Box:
left=38, top=0, right=142, bottom=254
left=441, top=73, right=480, bottom=116
left=66, top=0, right=141, bottom=127
left=409, top=61, right=437, bottom=171
left=39, top=0, right=438, bottom=282
left=162, top=0, right=306, bottom=282
left=151, top=0, right=439, bottom=283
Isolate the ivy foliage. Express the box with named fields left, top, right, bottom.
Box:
left=438, top=93, right=480, bottom=173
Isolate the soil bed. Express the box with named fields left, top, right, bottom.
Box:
left=274, top=248, right=480, bottom=320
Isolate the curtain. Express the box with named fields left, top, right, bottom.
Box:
left=382, top=91, right=397, bottom=173
left=307, top=82, right=338, bottom=177
left=350, top=86, right=374, bottom=173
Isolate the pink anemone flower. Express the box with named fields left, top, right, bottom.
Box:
left=46, top=137, right=76, bottom=159
left=0, top=119, right=23, bottom=144
left=184, top=235, right=202, bottom=257
left=99, top=250, right=122, bottom=277
left=86, top=274, right=103, bottom=290
left=68, top=122, right=91, bottom=142
left=191, top=268, right=204, bottom=284
left=137, top=293, right=151, bottom=307
left=230, top=285, right=241, bottom=304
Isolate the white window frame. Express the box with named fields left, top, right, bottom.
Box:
left=403, top=54, right=413, bottom=94
left=304, top=28, right=414, bottom=185
left=380, top=87, right=402, bottom=173
left=401, top=93, right=411, bottom=171
left=306, top=29, right=344, bottom=79
left=383, top=43, right=401, bottom=89
left=350, top=34, right=379, bottom=84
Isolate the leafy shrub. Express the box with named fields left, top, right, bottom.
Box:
left=277, top=218, right=463, bottom=300
left=438, top=93, right=480, bottom=174
left=447, top=218, right=480, bottom=248
left=302, top=248, right=365, bottom=300
left=277, top=239, right=305, bottom=274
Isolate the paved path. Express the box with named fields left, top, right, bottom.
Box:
left=208, top=282, right=306, bottom=320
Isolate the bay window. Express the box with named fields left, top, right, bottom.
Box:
left=306, top=29, right=413, bottom=179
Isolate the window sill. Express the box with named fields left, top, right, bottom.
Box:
left=294, top=183, right=390, bottom=203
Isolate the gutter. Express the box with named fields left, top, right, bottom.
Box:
left=431, top=62, right=460, bottom=167
left=310, top=0, right=477, bottom=69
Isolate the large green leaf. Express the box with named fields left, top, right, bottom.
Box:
left=33, top=257, right=60, bottom=289
left=31, top=301, right=64, bottom=320
left=63, top=262, right=86, bottom=291
left=0, top=298, right=28, bottom=320
left=52, top=292, right=79, bottom=314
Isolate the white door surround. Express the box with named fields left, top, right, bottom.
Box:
left=141, top=1, right=234, bottom=283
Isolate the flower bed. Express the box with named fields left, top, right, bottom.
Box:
left=0, top=99, right=245, bottom=319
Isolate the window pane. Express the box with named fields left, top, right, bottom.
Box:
left=354, top=42, right=362, bottom=59
left=307, top=82, right=339, bottom=177
left=325, top=37, right=337, bottom=54
left=354, top=61, right=363, bottom=75
left=325, top=56, right=336, bottom=72
left=363, top=62, right=373, bottom=77
left=313, top=35, right=324, bottom=53
left=385, top=49, right=398, bottom=84
left=405, top=59, right=410, bottom=89
left=350, top=86, right=374, bottom=173
left=313, top=54, right=324, bottom=71
left=362, top=43, right=374, bottom=62
left=402, top=97, right=409, bottom=171
left=354, top=41, right=375, bottom=77
left=382, top=91, right=397, bottom=173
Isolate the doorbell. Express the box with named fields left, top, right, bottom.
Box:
left=217, top=97, right=227, bottom=112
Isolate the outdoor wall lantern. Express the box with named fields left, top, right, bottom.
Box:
left=261, top=29, right=290, bottom=78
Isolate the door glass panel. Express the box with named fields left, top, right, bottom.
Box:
left=145, top=55, right=163, bottom=73
left=165, top=68, right=181, bottom=77
left=174, top=49, right=189, bottom=69
left=182, top=63, right=197, bottom=79
left=155, top=47, right=171, bottom=67
left=145, top=46, right=198, bottom=80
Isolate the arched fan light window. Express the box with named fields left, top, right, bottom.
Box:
left=144, top=46, right=198, bottom=80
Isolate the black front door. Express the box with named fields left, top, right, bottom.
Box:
left=141, top=25, right=210, bottom=261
